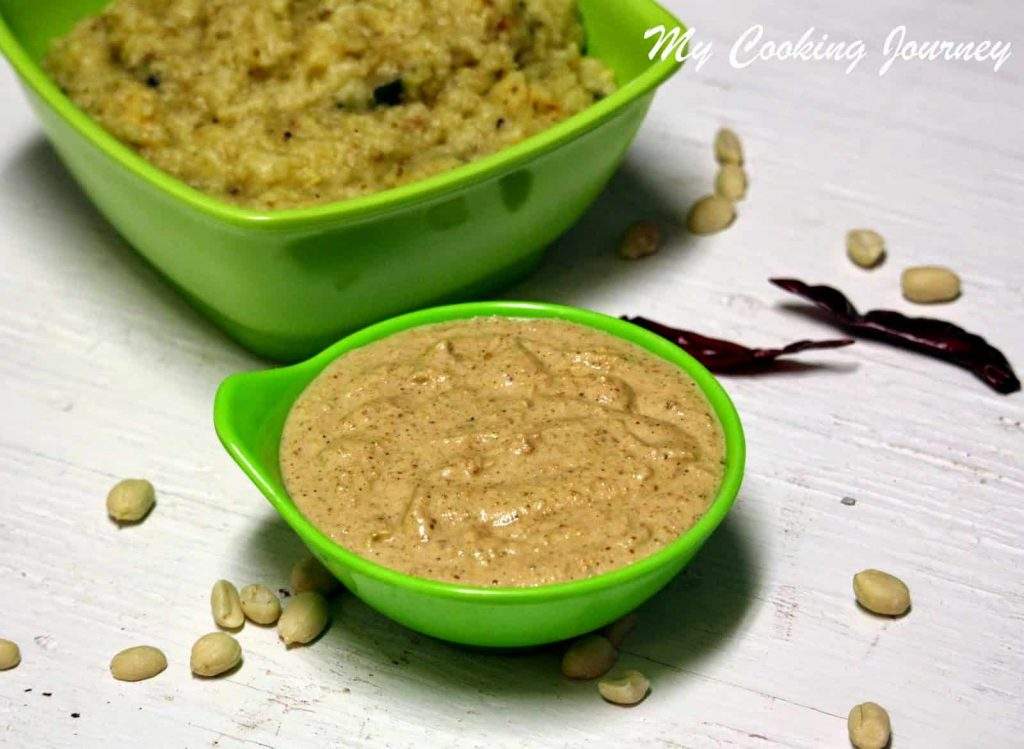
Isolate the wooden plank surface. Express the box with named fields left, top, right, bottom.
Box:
left=1, top=1, right=1022, bottom=746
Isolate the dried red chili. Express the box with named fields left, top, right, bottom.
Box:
left=621, top=316, right=854, bottom=372
left=771, top=278, right=1020, bottom=394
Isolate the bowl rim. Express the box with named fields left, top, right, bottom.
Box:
left=214, top=301, right=745, bottom=603
left=0, top=1, right=683, bottom=229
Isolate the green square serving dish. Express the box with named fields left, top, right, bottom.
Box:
left=0, top=0, right=683, bottom=361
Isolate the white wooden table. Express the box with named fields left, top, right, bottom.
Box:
left=2, top=1, right=1022, bottom=746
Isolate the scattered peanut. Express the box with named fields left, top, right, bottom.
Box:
left=686, top=194, right=736, bottom=235
left=853, top=569, right=911, bottom=616
left=106, top=478, right=155, bottom=523
left=901, top=265, right=961, bottom=303
left=0, top=639, right=20, bottom=670
left=190, top=632, right=242, bottom=677
left=714, top=164, right=748, bottom=201
left=714, top=128, right=744, bottom=165
left=561, top=634, right=617, bottom=680
left=603, top=612, right=638, bottom=649
left=846, top=229, right=886, bottom=269
left=210, top=580, right=244, bottom=629
left=110, top=645, right=167, bottom=682
left=290, top=555, right=339, bottom=595
left=598, top=669, right=650, bottom=706
left=618, top=220, right=661, bottom=260
left=239, top=584, right=282, bottom=625
left=848, top=701, right=892, bottom=749
left=278, top=591, right=329, bottom=646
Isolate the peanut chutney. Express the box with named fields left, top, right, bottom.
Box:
left=280, top=318, right=726, bottom=587
left=45, top=0, right=615, bottom=210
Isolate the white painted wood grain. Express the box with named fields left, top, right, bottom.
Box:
left=1, top=1, right=1022, bottom=746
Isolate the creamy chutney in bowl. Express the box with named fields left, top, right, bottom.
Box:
left=280, top=317, right=726, bottom=587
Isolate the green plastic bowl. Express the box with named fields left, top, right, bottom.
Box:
left=0, top=0, right=684, bottom=361
left=214, top=302, right=745, bottom=647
